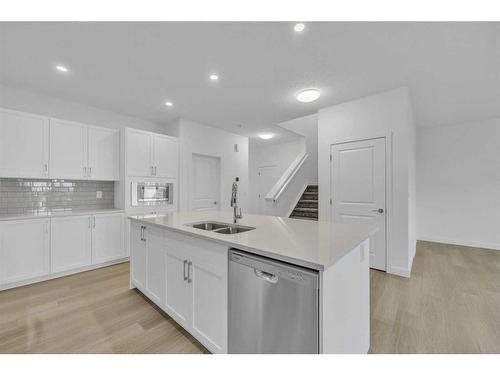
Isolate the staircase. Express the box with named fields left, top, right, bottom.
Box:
left=289, top=185, right=318, bottom=221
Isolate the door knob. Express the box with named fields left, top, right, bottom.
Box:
left=372, top=208, right=384, bottom=214
left=213, top=201, right=217, bottom=205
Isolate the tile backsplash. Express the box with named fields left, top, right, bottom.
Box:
left=0, top=178, right=114, bottom=215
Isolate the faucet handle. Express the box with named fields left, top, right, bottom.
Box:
left=237, top=208, right=243, bottom=219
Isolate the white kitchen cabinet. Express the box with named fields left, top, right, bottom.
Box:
left=145, top=225, right=165, bottom=306
left=50, top=118, right=88, bottom=179
left=126, top=128, right=178, bottom=178
left=51, top=215, right=92, bottom=273
left=0, top=108, right=49, bottom=178
left=92, top=212, right=125, bottom=264
left=88, top=126, right=120, bottom=180
left=129, top=223, right=227, bottom=353
left=50, top=119, right=120, bottom=180
left=164, top=240, right=192, bottom=328
left=130, top=221, right=147, bottom=289
left=153, top=134, right=179, bottom=178
left=189, top=243, right=228, bottom=353
left=126, top=128, right=153, bottom=177
left=0, top=219, right=50, bottom=285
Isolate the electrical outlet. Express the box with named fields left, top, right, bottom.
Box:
left=96, top=191, right=102, bottom=199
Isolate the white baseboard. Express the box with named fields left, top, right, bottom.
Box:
left=417, top=236, right=500, bottom=251
left=0, top=257, right=129, bottom=291
left=386, top=265, right=411, bottom=278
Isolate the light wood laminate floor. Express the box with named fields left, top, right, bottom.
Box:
left=0, top=241, right=499, bottom=353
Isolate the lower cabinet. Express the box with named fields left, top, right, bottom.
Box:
left=51, top=215, right=92, bottom=273
left=92, top=213, right=125, bottom=263
left=0, top=212, right=126, bottom=290
left=130, top=220, right=228, bottom=354
left=130, top=221, right=146, bottom=289
left=145, top=225, right=165, bottom=306
left=0, top=218, right=50, bottom=285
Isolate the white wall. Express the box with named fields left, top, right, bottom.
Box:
left=248, top=138, right=303, bottom=214
left=417, top=118, right=500, bottom=250
left=173, top=118, right=249, bottom=213
left=318, top=87, right=415, bottom=277
left=0, top=83, right=168, bottom=134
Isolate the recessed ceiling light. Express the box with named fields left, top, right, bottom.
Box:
left=258, top=134, right=273, bottom=140
left=296, top=88, right=320, bottom=103
left=165, top=101, right=173, bottom=107
left=294, top=23, right=305, bottom=32
left=209, top=74, right=219, bottom=81
left=55, top=65, right=69, bottom=73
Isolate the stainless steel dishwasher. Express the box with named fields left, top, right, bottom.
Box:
left=228, top=249, right=319, bottom=354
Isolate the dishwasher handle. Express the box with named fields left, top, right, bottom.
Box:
left=254, top=268, right=278, bottom=283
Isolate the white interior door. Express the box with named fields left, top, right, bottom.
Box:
left=331, top=138, right=386, bottom=271
left=191, top=154, right=220, bottom=211
left=257, top=166, right=279, bottom=214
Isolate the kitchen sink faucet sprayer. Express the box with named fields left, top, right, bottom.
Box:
left=231, top=177, right=243, bottom=224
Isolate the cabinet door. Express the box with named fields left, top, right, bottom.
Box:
left=145, top=225, right=165, bottom=306
left=153, top=134, right=178, bottom=178
left=50, top=119, right=88, bottom=179
left=0, top=108, right=49, bottom=178
left=164, top=241, right=192, bottom=328
left=88, top=126, right=119, bottom=181
left=126, top=129, right=152, bottom=177
left=130, top=221, right=147, bottom=290
left=51, top=215, right=92, bottom=273
left=92, top=213, right=125, bottom=264
left=190, top=241, right=228, bottom=353
left=0, top=219, right=50, bottom=285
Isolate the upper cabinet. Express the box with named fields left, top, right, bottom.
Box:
left=88, top=126, right=120, bottom=181
left=50, top=119, right=88, bottom=179
left=126, top=128, right=178, bottom=178
left=50, top=119, right=119, bottom=180
left=0, top=108, right=49, bottom=178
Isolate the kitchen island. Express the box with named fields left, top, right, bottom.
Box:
left=128, top=211, right=376, bottom=354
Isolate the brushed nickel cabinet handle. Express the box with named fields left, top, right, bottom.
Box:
left=183, top=260, right=188, bottom=281
left=187, top=261, right=192, bottom=283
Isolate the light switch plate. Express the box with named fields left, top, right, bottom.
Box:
left=96, top=191, right=103, bottom=199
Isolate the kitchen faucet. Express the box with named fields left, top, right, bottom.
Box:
left=230, top=177, right=243, bottom=223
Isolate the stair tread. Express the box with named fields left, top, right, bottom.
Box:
left=290, top=216, right=318, bottom=221
left=299, top=199, right=318, bottom=203
left=294, top=207, right=318, bottom=212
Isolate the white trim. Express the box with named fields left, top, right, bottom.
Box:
left=265, top=151, right=308, bottom=202
left=386, top=265, right=411, bottom=278
left=417, top=237, right=500, bottom=251
left=0, top=257, right=129, bottom=291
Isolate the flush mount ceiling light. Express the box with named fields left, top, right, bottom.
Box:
left=55, top=64, right=69, bottom=73
left=258, top=133, right=273, bottom=140
left=294, top=23, right=305, bottom=32
left=165, top=101, right=173, bottom=107
left=209, top=74, right=219, bottom=81
left=296, top=88, right=320, bottom=103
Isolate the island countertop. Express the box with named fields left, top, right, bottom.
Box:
left=129, top=211, right=377, bottom=271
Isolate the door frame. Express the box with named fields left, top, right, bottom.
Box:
left=189, top=152, right=221, bottom=211
left=329, top=133, right=393, bottom=271
left=257, top=165, right=278, bottom=215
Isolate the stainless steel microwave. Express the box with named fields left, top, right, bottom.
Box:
left=131, top=182, right=173, bottom=206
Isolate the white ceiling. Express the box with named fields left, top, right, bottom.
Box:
left=0, top=22, right=498, bottom=139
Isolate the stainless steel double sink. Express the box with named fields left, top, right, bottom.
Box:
left=187, top=221, right=256, bottom=234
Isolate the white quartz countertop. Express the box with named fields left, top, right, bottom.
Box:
left=129, top=211, right=377, bottom=271
left=0, top=208, right=124, bottom=221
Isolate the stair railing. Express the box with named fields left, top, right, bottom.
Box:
left=265, top=151, right=309, bottom=203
